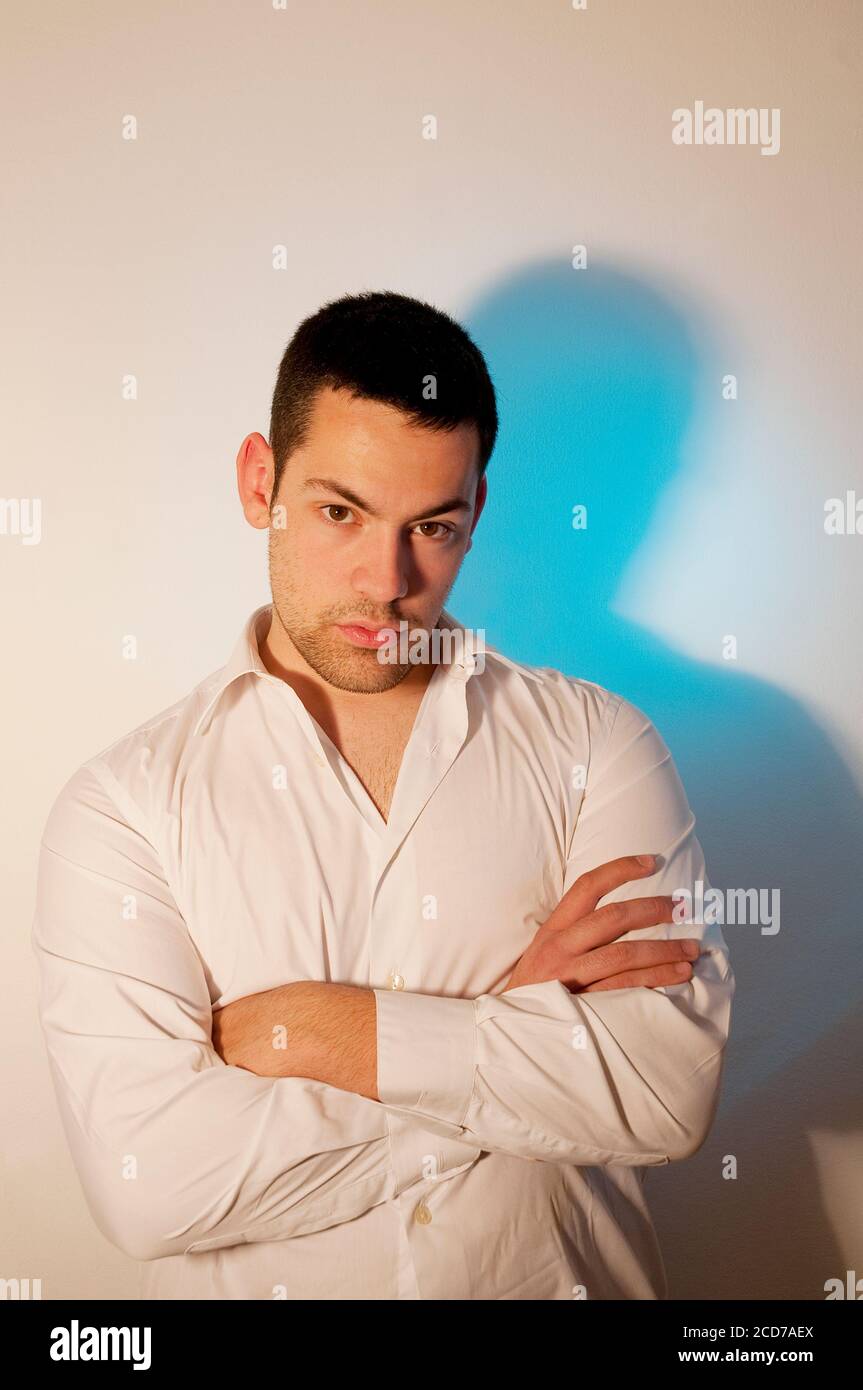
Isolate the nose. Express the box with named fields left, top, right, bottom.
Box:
left=351, top=528, right=410, bottom=606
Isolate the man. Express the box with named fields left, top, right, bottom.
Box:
left=32, top=290, right=734, bottom=1300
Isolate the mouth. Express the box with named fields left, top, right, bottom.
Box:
left=334, top=622, right=395, bottom=649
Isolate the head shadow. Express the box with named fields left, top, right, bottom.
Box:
left=450, top=259, right=863, bottom=1297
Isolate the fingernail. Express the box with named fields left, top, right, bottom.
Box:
left=683, top=941, right=699, bottom=958
left=676, top=962, right=692, bottom=977
left=636, top=854, right=655, bottom=866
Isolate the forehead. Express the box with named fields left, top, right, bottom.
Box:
left=302, top=386, right=479, bottom=475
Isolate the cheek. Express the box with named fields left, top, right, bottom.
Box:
left=273, top=520, right=335, bottom=572
left=418, top=541, right=466, bottom=589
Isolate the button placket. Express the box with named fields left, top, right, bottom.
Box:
left=366, top=663, right=477, bottom=1241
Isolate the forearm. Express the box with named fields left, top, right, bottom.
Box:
left=214, top=981, right=379, bottom=1100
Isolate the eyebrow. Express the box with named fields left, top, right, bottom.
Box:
left=302, top=476, right=473, bottom=524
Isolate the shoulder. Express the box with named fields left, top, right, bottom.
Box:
left=477, top=647, right=676, bottom=788
left=39, top=663, right=229, bottom=846
left=480, top=644, right=633, bottom=740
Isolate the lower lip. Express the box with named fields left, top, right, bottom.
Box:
left=335, top=624, right=392, bottom=648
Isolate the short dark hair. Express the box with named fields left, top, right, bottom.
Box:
left=268, top=290, right=498, bottom=503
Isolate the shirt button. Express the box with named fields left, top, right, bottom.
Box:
left=387, top=970, right=405, bottom=990
left=413, top=1202, right=432, bottom=1225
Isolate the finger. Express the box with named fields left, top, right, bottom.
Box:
left=562, top=935, right=699, bottom=988
left=545, top=854, right=661, bottom=929
left=562, top=895, right=685, bottom=955
left=576, top=961, right=695, bottom=993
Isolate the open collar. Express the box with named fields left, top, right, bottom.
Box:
left=193, top=603, right=544, bottom=737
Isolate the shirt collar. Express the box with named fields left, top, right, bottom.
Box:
left=193, top=603, right=544, bottom=737
left=435, top=609, right=546, bottom=686
left=193, top=605, right=273, bottom=737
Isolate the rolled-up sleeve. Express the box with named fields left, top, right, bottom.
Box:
left=32, top=762, right=432, bottom=1263
left=374, top=692, right=735, bottom=1166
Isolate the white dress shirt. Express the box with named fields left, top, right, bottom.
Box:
left=32, top=603, right=734, bottom=1300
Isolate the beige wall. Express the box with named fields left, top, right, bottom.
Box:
left=3, top=0, right=861, bottom=1300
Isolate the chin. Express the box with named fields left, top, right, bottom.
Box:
left=322, top=645, right=413, bottom=694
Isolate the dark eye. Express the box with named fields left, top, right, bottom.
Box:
left=414, top=521, right=452, bottom=539
left=322, top=505, right=354, bottom=524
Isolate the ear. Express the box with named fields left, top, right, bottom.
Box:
left=236, top=433, right=275, bottom=530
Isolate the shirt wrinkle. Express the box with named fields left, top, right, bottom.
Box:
left=32, top=601, right=734, bottom=1298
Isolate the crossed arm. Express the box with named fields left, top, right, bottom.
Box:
left=212, top=980, right=380, bottom=1099
left=33, top=696, right=734, bottom=1262
left=210, top=848, right=706, bottom=1102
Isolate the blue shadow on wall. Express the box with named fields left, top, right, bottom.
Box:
left=449, top=260, right=863, bottom=1298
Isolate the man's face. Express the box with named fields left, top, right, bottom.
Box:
left=264, top=386, right=487, bottom=694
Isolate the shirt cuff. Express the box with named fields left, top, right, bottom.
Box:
left=373, top=988, right=478, bottom=1127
